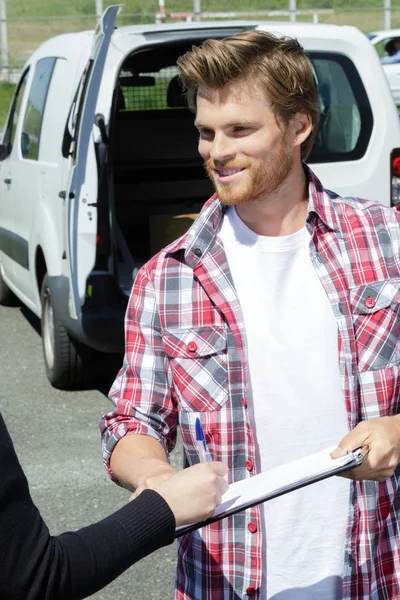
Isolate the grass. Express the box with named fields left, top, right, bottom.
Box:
left=5, top=1, right=398, bottom=16
left=4, top=10, right=393, bottom=71
left=2, top=0, right=397, bottom=69
left=0, top=83, right=15, bottom=128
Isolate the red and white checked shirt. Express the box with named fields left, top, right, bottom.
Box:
left=101, top=166, right=400, bottom=600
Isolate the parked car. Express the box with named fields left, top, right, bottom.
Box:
left=368, top=28, right=400, bottom=105
left=1, top=7, right=399, bottom=389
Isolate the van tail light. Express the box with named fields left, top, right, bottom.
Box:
left=390, top=148, right=400, bottom=209
left=96, top=234, right=102, bottom=245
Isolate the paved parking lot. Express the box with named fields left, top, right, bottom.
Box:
left=0, top=303, right=181, bottom=599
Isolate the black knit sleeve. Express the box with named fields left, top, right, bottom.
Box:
left=0, top=413, right=176, bottom=600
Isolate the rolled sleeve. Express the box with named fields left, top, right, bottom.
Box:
left=100, top=264, right=177, bottom=481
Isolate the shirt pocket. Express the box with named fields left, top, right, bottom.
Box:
left=162, top=326, right=229, bottom=412
left=359, top=366, right=400, bottom=420
left=350, top=278, right=400, bottom=372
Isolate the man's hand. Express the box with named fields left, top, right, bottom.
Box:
left=130, top=463, right=177, bottom=501
left=330, top=416, right=400, bottom=481
left=145, top=462, right=229, bottom=526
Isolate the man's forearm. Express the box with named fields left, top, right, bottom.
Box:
left=110, top=434, right=176, bottom=491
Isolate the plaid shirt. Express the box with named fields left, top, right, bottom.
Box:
left=101, top=166, right=400, bottom=600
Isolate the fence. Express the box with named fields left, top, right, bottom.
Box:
left=2, top=3, right=400, bottom=81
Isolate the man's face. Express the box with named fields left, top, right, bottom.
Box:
left=195, top=79, right=294, bottom=206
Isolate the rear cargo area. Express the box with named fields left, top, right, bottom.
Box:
left=107, top=48, right=214, bottom=294
left=112, top=108, right=212, bottom=257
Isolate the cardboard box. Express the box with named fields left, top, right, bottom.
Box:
left=150, top=213, right=198, bottom=255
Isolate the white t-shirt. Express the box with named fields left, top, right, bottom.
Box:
left=220, top=207, right=350, bottom=600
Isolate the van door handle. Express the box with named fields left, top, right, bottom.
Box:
left=4, top=178, right=11, bottom=185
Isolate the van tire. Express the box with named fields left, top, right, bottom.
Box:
left=40, top=274, right=92, bottom=390
left=0, top=266, right=18, bottom=306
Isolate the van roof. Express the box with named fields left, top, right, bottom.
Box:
left=30, top=30, right=94, bottom=62
left=110, top=20, right=365, bottom=53
left=30, top=19, right=364, bottom=64
left=112, top=19, right=359, bottom=40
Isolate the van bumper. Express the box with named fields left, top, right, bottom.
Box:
left=48, top=274, right=127, bottom=353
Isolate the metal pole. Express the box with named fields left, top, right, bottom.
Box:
left=384, top=0, right=391, bottom=30
left=96, top=0, right=103, bottom=23
left=289, top=0, right=296, bottom=22
left=0, top=0, right=8, bottom=83
left=158, top=0, right=166, bottom=23
left=194, top=0, right=201, bottom=21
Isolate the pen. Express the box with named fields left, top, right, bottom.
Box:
left=195, top=417, right=211, bottom=463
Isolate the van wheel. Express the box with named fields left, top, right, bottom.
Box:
left=41, top=274, right=92, bottom=390
left=0, top=265, right=18, bottom=306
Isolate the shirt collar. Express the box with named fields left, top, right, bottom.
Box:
left=165, top=193, right=225, bottom=267
left=167, top=165, right=340, bottom=266
left=305, top=165, right=341, bottom=232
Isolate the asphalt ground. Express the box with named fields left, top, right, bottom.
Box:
left=0, top=302, right=182, bottom=599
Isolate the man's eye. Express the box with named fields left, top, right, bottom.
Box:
left=233, top=126, right=250, bottom=135
left=199, top=130, right=213, bottom=140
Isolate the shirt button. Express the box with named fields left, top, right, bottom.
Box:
left=365, top=296, right=375, bottom=308
left=246, top=586, right=256, bottom=596
left=245, top=459, right=253, bottom=471
left=248, top=521, right=257, bottom=533
left=187, top=341, right=197, bottom=353
left=242, top=397, right=247, bottom=408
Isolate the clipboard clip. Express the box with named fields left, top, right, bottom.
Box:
left=349, top=445, right=370, bottom=462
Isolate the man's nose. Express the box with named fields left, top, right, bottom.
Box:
left=209, top=133, right=235, bottom=162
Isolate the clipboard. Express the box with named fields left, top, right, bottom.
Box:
left=175, top=445, right=366, bottom=538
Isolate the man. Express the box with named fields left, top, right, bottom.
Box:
left=381, top=37, right=400, bottom=63
left=100, top=30, right=400, bottom=599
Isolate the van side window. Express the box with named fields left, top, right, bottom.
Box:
left=1, top=68, right=29, bottom=158
left=308, top=53, right=373, bottom=163
left=117, top=66, right=186, bottom=112
left=21, top=57, right=57, bottom=161
left=62, top=58, right=95, bottom=161
left=372, top=38, right=391, bottom=58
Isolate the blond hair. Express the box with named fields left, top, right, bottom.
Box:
left=177, top=30, right=320, bottom=160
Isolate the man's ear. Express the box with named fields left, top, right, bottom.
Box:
left=291, top=112, right=313, bottom=148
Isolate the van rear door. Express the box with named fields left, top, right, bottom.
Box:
left=64, top=5, right=121, bottom=320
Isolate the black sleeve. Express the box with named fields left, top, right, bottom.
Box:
left=0, top=413, right=176, bottom=600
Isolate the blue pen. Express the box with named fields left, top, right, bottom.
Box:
left=195, top=417, right=210, bottom=462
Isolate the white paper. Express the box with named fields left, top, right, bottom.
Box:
left=213, top=445, right=357, bottom=517
left=175, top=445, right=361, bottom=536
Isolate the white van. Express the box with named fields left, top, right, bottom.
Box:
left=0, top=6, right=399, bottom=389
left=368, top=28, right=400, bottom=105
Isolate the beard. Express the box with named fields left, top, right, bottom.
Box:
left=205, top=135, right=293, bottom=207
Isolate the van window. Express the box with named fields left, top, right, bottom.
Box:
left=118, top=66, right=184, bottom=111
left=62, top=58, right=95, bottom=162
left=21, top=57, right=56, bottom=160
left=372, top=37, right=392, bottom=58
left=118, top=52, right=372, bottom=163
left=308, top=52, right=373, bottom=164
left=1, top=68, right=29, bottom=157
